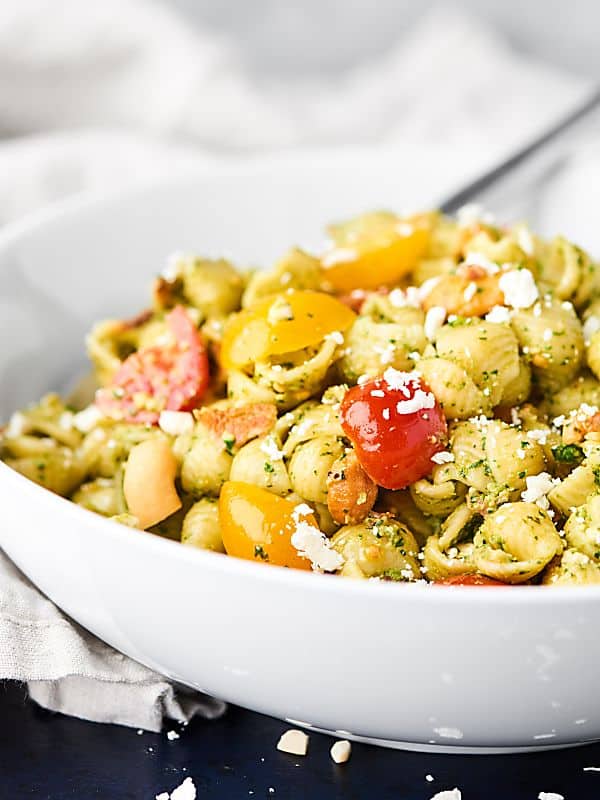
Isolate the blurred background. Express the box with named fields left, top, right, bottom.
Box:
left=1, top=0, right=599, bottom=245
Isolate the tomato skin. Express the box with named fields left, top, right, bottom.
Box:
left=219, top=481, right=313, bottom=569
left=436, top=574, right=509, bottom=587
left=220, top=290, right=355, bottom=370
left=96, top=305, right=209, bottom=424
left=340, top=372, right=447, bottom=490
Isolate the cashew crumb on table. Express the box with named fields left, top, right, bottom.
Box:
left=277, top=729, right=309, bottom=756
left=330, top=739, right=351, bottom=764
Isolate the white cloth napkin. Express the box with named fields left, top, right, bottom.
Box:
left=0, top=0, right=595, bottom=731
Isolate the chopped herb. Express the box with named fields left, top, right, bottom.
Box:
left=552, top=443, right=584, bottom=465
left=264, top=461, right=275, bottom=473
left=254, top=545, right=269, bottom=561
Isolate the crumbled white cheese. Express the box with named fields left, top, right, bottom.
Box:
left=58, top=411, right=75, bottom=430
left=418, top=277, right=442, bottom=303
left=5, top=411, right=29, bottom=437
left=268, top=299, right=294, bottom=323
left=166, top=730, right=180, bottom=741
left=382, top=367, right=419, bottom=391
left=499, top=269, right=539, bottom=309
left=277, top=729, right=309, bottom=756
left=463, top=252, right=499, bottom=274
left=324, top=330, right=344, bottom=345
left=156, top=777, right=197, bottom=800
left=370, top=389, right=385, bottom=398
left=159, top=411, right=194, bottom=437
left=485, top=305, right=511, bottom=324
left=322, top=248, right=357, bottom=268
left=382, top=408, right=390, bottom=420
left=457, top=202, right=494, bottom=226
left=426, top=775, right=434, bottom=783
left=538, top=793, right=564, bottom=800
left=73, top=405, right=105, bottom=433
left=516, top=227, right=535, bottom=256
left=291, top=520, right=343, bottom=572
left=388, top=287, right=421, bottom=308
left=521, top=472, right=560, bottom=510
left=463, top=282, right=477, bottom=302
left=397, top=390, right=435, bottom=415
left=293, top=503, right=314, bottom=519
left=552, top=415, right=566, bottom=428
left=373, top=342, right=396, bottom=365
left=583, top=315, right=600, bottom=345
left=424, top=306, right=446, bottom=341
left=330, top=739, right=351, bottom=764
left=260, top=436, right=285, bottom=461
left=526, top=429, right=548, bottom=445
left=430, top=789, right=462, bottom=800
left=431, top=451, right=454, bottom=465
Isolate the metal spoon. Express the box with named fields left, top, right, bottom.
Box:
left=439, top=88, right=600, bottom=215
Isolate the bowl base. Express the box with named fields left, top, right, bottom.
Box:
left=288, top=721, right=598, bottom=754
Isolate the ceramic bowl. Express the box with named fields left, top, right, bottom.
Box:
left=1, top=151, right=599, bottom=753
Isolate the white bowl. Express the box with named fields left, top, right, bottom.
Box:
left=1, top=151, right=599, bottom=754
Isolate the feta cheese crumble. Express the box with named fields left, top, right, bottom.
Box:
left=330, top=739, right=352, bottom=764
left=463, top=281, right=477, bottom=302
left=462, top=251, right=500, bottom=274
left=583, top=315, right=600, bottom=345
left=516, top=226, right=535, bottom=256
left=382, top=367, right=419, bottom=391
left=396, top=390, right=435, bottom=415
left=424, top=306, right=446, bottom=341
left=521, top=472, right=560, bottom=510
left=498, top=268, right=539, bottom=309
left=260, top=436, right=285, bottom=461
left=277, top=729, right=309, bottom=756
left=166, top=730, right=180, bottom=741
left=538, top=793, right=564, bottom=800
left=159, top=411, right=194, bottom=437
left=73, top=405, right=105, bottom=433
left=485, top=305, right=511, bottom=324
left=5, top=411, right=29, bottom=437
left=290, top=504, right=343, bottom=572
left=431, top=451, right=454, bottom=465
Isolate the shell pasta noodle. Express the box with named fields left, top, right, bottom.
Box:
left=7, top=207, right=600, bottom=587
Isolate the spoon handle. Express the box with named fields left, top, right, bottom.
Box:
left=439, top=88, right=600, bottom=215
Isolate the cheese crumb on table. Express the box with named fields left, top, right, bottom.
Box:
left=430, top=790, right=461, bottom=800
left=166, top=729, right=180, bottom=741
left=330, top=739, right=351, bottom=764
left=538, top=793, right=564, bottom=800
left=425, top=774, right=434, bottom=782
left=277, top=729, right=309, bottom=756
left=156, top=776, right=197, bottom=800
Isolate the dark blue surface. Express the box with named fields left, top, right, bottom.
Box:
left=2, top=681, right=600, bottom=799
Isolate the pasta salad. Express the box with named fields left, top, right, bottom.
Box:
left=4, top=207, right=600, bottom=586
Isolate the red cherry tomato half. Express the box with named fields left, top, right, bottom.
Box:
left=96, top=305, right=209, bottom=424
left=340, top=370, right=447, bottom=490
left=436, top=574, right=509, bottom=587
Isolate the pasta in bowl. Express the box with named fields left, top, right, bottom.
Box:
left=3, top=205, right=600, bottom=588
left=3, top=156, right=600, bottom=752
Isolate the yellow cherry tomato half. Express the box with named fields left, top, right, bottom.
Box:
left=220, top=290, right=355, bottom=369
left=321, top=212, right=430, bottom=292
left=219, top=481, right=316, bottom=569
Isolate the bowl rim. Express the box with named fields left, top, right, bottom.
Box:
left=0, top=154, right=596, bottom=605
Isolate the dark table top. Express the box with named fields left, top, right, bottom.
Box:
left=2, top=680, right=600, bottom=799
